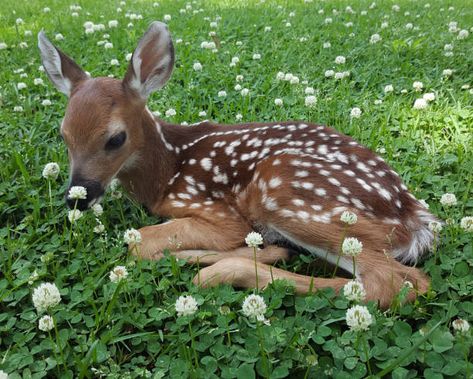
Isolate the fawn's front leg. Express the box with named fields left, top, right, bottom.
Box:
left=133, top=216, right=252, bottom=259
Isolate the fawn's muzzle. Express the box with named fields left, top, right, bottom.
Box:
left=66, top=178, right=104, bottom=210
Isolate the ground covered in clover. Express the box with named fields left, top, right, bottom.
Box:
left=0, top=0, right=472, bottom=378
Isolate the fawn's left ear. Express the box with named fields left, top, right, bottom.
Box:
left=37, top=31, right=88, bottom=97
left=122, top=21, right=175, bottom=100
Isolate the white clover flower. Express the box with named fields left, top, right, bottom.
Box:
left=55, top=33, right=64, bottom=41
left=413, top=98, right=428, bottom=110
left=165, top=108, right=176, bottom=117
left=305, top=87, right=315, bottom=95
left=104, top=42, right=113, bottom=49
left=342, top=237, right=363, bottom=256
left=34, top=78, right=44, bottom=85
left=42, top=162, right=60, bottom=180
left=16, top=18, right=24, bottom=25
left=240, top=88, right=250, bottom=96
left=284, top=73, right=294, bottom=81
left=245, top=232, right=263, bottom=248
left=346, top=305, right=373, bottom=331
left=428, top=221, right=443, bottom=233
left=444, top=44, right=454, bottom=51
left=290, top=76, right=300, bottom=85
left=175, top=295, right=198, bottom=317
left=274, top=98, right=283, bottom=106
left=452, top=319, right=470, bottom=334
left=340, top=211, right=357, bottom=225
left=218, top=90, right=227, bottom=98
left=350, top=107, right=362, bottom=118
left=264, top=26, right=271, bottom=32
left=374, top=99, right=383, bottom=105
left=460, top=216, right=473, bottom=232
left=91, top=203, right=103, bottom=217
left=164, top=14, right=171, bottom=22
left=442, top=69, right=453, bottom=77
left=457, top=30, right=469, bottom=40
left=343, top=280, right=366, bottom=302
left=94, top=222, right=105, bottom=234
left=236, top=113, right=243, bottom=121
left=325, top=17, right=333, bottom=24
left=325, top=70, right=335, bottom=78
left=198, top=111, right=207, bottom=117
left=384, top=84, right=394, bottom=93
left=43, top=7, right=51, bottom=12
left=405, top=23, right=414, bottom=30
left=0, top=42, right=7, bottom=50
left=38, top=315, right=54, bottom=331
left=109, top=265, right=128, bottom=283
left=236, top=74, right=244, bottom=82
left=13, top=106, right=24, bottom=112
left=370, top=33, right=382, bottom=44
left=42, top=99, right=52, bottom=106
left=335, top=56, right=346, bottom=64
left=440, top=193, right=457, bottom=207
left=193, top=62, right=202, bottom=71
left=68, top=186, right=87, bottom=200
left=110, top=59, right=119, bottom=66
left=67, top=209, right=83, bottom=223
left=122, top=229, right=142, bottom=247
left=392, top=4, right=400, bottom=11
left=413, top=81, right=423, bottom=91
left=125, top=53, right=132, bottom=61
left=423, top=92, right=435, bottom=102
left=305, top=95, right=317, bottom=107
left=17, top=82, right=27, bottom=90
left=234, top=84, right=242, bottom=91
left=108, top=20, right=118, bottom=28
left=210, top=21, right=218, bottom=28
left=32, top=282, right=61, bottom=313
left=252, top=53, right=261, bottom=60
left=242, top=294, right=267, bottom=321
left=323, top=42, right=331, bottom=48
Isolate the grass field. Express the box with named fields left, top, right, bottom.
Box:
left=1, top=0, right=473, bottom=378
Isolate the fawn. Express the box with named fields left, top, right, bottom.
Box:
left=38, top=21, right=434, bottom=308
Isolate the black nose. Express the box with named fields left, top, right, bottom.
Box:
left=66, top=179, right=104, bottom=210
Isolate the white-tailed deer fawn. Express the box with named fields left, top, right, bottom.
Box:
left=39, top=22, right=434, bottom=308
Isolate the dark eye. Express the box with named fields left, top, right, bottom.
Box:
left=105, top=132, right=127, bottom=150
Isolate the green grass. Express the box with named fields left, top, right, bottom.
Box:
left=1, top=0, right=473, bottom=378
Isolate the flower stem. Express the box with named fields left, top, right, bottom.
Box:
left=361, top=334, right=372, bottom=376
left=256, top=321, right=269, bottom=378
left=253, top=246, right=259, bottom=292
left=188, top=322, right=199, bottom=370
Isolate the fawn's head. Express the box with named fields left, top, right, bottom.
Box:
left=38, top=21, right=174, bottom=210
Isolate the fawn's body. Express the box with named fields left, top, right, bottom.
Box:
left=39, top=22, right=434, bottom=308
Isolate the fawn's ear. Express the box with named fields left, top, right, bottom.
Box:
left=123, top=21, right=175, bottom=99
left=37, top=31, right=88, bottom=97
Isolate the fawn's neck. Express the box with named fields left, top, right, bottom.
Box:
left=116, top=110, right=184, bottom=211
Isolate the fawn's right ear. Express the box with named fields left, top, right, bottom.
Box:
left=38, top=31, right=88, bottom=97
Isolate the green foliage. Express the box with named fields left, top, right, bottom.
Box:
left=0, top=0, right=472, bottom=378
